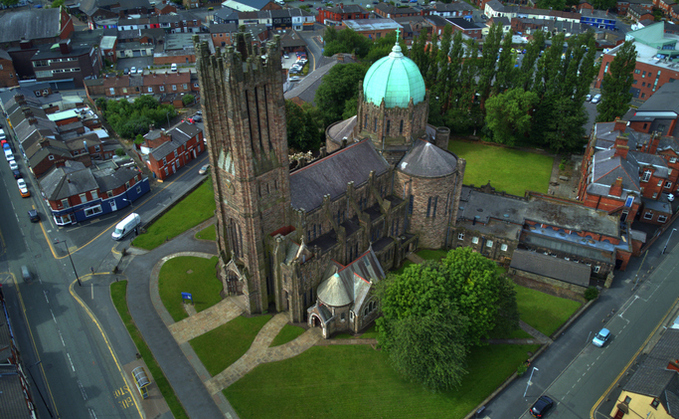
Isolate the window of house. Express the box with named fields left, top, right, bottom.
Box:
left=486, top=240, right=493, bottom=248
left=160, top=85, right=165, bottom=92
left=148, top=87, right=153, bottom=93
left=172, top=85, right=177, bottom=91
left=136, top=186, right=142, bottom=194
left=501, top=244, right=508, bottom=251
left=653, top=192, right=658, bottom=199
left=79, top=193, right=88, bottom=203
left=163, top=157, right=167, bottom=165
left=642, top=170, right=652, bottom=182
left=91, top=190, right=98, bottom=200
left=594, top=266, right=600, bottom=273
left=658, top=180, right=663, bottom=187
left=164, top=167, right=169, bottom=176
left=659, top=215, right=668, bottom=223
left=49, top=155, right=55, bottom=161
left=61, top=198, right=69, bottom=208
left=340, top=312, right=345, bottom=322
left=644, top=211, right=653, bottom=219
left=125, top=181, right=130, bottom=189
left=107, top=191, right=113, bottom=198
left=84, top=205, right=103, bottom=217
left=665, top=181, right=672, bottom=188
left=671, top=157, right=677, bottom=164
left=174, top=150, right=178, bottom=158
left=458, top=232, right=464, bottom=240
left=624, top=396, right=632, bottom=404
left=472, top=237, right=479, bottom=244
left=651, top=398, right=660, bottom=409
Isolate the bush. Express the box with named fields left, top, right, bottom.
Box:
left=516, top=363, right=528, bottom=376
left=182, top=94, right=195, bottom=106
left=584, top=286, right=599, bottom=301
left=115, top=148, right=126, bottom=157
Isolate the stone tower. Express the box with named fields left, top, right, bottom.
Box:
left=195, top=33, right=291, bottom=314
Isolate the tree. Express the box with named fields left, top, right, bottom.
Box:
left=485, top=87, right=538, bottom=146
left=182, top=94, right=195, bottom=106
left=591, top=0, right=617, bottom=9
left=376, top=248, right=518, bottom=390
left=50, top=0, right=65, bottom=7
left=492, top=29, right=518, bottom=95
left=597, top=41, right=637, bottom=122
left=322, top=28, right=372, bottom=59
left=285, top=100, right=323, bottom=152
left=1, top=0, right=19, bottom=6
left=314, top=62, right=366, bottom=126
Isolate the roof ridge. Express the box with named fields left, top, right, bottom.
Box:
left=290, top=138, right=368, bottom=176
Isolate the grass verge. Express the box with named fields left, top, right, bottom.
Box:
left=159, top=256, right=223, bottom=322
left=132, top=178, right=216, bottom=250
left=195, top=224, right=216, bottom=241
left=448, top=141, right=552, bottom=196
left=189, top=315, right=272, bottom=376
left=224, top=343, right=539, bottom=419
left=270, top=324, right=306, bottom=347
left=515, top=285, right=582, bottom=336
left=110, top=281, right=188, bottom=419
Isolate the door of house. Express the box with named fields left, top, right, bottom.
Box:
left=621, top=211, right=628, bottom=222
left=110, top=200, right=117, bottom=211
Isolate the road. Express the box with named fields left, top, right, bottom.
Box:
left=0, top=131, right=209, bottom=417
left=482, top=224, right=679, bottom=419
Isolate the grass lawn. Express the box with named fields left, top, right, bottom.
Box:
left=448, top=140, right=552, bottom=196
left=190, top=315, right=272, bottom=376
left=195, top=224, right=216, bottom=241
left=359, top=324, right=378, bottom=339
left=515, top=285, right=582, bottom=337
left=417, top=249, right=449, bottom=261
left=132, top=178, right=216, bottom=250
left=224, top=343, right=539, bottom=419
left=159, top=256, right=223, bottom=322
left=270, top=324, right=306, bottom=347
left=111, top=281, right=188, bottom=419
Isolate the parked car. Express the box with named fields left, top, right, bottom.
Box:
left=592, top=328, right=610, bottom=347
left=123, top=68, right=130, bottom=75
left=171, top=63, right=178, bottom=72
left=28, top=209, right=40, bottom=223
left=529, top=395, right=554, bottom=418
left=192, top=115, right=202, bottom=122
left=591, top=93, right=602, bottom=103
left=17, top=178, right=30, bottom=197
left=199, top=164, right=210, bottom=175
left=130, top=66, right=137, bottom=75
left=12, top=168, right=21, bottom=179
left=9, top=159, right=18, bottom=171
left=585, top=94, right=592, bottom=102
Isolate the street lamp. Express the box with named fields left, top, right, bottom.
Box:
left=523, top=366, right=539, bottom=398
left=55, top=239, right=81, bottom=286
left=662, top=228, right=677, bottom=254
left=166, top=111, right=170, bottom=128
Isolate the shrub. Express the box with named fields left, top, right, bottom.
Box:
left=584, top=286, right=599, bottom=301
left=516, top=363, right=528, bottom=376
left=115, top=148, right=126, bottom=157
left=182, top=94, right=195, bottom=106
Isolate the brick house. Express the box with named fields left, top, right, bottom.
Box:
left=316, top=4, right=370, bottom=25
left=595, top=23, right=679, bottom=101
left=627, top=4, right=655, bottom=22
left=449, top=17, right=483, bottom=39
left=155, top=0, right=177, bottom=15
left=577, top=119, right=679, bottom=226
left=210, top=23, right=238, bottom=48
left=340, top=19, right=403, bottom=41
left=428, top=1, right=474, bottom=18
left=0, top=50, right=19, bottom=88
left=40, top=161, right=150, bottom=225
left=616, top=0, right=654, bottom=15
left=374, top=3, right=423, bottom=19
left=627, top=81, right=679, bottom=136
left=139, top=121, right=205, bottom=181
left=31, top=33, right=104, bottom=90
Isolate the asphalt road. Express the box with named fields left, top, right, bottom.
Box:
left=482, top=223, right=679, bottom=419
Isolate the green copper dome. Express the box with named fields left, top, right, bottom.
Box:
left=363, top=34, right=426, bottom=109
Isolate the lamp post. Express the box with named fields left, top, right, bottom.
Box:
left=662, top=228, right=677, bottom=254
left=55, top=239, right=81, bottom=286
left=166, top=111, right=170, bottom=128
left=523, top=366, right=538, bottom=398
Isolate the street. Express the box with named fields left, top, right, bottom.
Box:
left=0, top=136, right=209, bottom=417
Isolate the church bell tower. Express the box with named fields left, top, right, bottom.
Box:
left=195, top=33, right=291, bottom=314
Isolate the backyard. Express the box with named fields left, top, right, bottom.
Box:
left=448, top=140, right=553, bottom=196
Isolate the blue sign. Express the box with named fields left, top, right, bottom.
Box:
left=181, top=292, right=193, bottom=302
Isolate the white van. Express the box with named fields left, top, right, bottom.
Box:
left=112, top=213, right=142, bottom=240
left=170, top=63, right=177, bottom=72
left=4, top=148, right=13, bottom=161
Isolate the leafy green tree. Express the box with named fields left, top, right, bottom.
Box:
left=1, top=0, right=19, bottom=6
left=315, top=62, right=366, bottom=126
left=518, top=30, right=545, bottom=91
left=591, top=0, right=617, bottom=9
left=536, top=0, right=566, bottom=10
left=493, top=29, right=518, bottom=94
left=322, top=27, right=372, bottom=59
left=477, top=24, right=502, bottom=107
left=181, top=94, right=195, bottom=106
left=285, top=100, right=323, bottom=152
left=485, top=87, right=538, bottom=146
left=597, top=41, right=637, bottom=122
left=50, top=0, right=65, bottom=7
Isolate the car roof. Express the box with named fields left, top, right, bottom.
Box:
left=599, top=328, right=610, bottom=335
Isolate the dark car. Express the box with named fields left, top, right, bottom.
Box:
left=123, top=68, right=130, bottom=75
left=12, top=168, right=21, bottom=179
left=28, top=209, right=40, bottom=223
left=530, top=395, right=554, bottom=418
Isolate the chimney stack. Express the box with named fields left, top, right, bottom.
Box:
left=610, top=177, right=623, bottom=197
left=648, top=132, right=660, bottom=154
left=614, top=136, right=629, bottom=159
left=613, top=118, right=627, bottom=133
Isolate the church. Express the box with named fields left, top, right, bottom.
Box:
left=194, top=30, right=465, bottom=338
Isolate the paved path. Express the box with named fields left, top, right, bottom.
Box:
left=169, top=296, right=246, bottom=344
left=486, top=320, right=553, bottom=345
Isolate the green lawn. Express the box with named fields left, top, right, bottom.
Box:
left=159, top=256, right=223, bottom=322
left=195, top=224, right=216, bottom=241
left=270, top=324, right=306, bottom=347
left=111, top=281, right=189, bottom=419
left=515, top=285, right=582, bottom=337
left=132, top=178, right=216, bottom=250
left=448, top=140, right=553, bottom=196
left=224, top=343, right=539, bottom=419
left=359, top=324, right=378, bottom=339
left=417, top=249, right=449, bottom=261
left=190, top=315, right=272, bottom=376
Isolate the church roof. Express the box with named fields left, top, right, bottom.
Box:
left=316, top=248, right=385, bottom=308
left=289, top=139, right=389, bottom=212
left=317, top=273, right=352, bottom=306
left=398, top=139, right=458, bottom=178
left=363, top=33, right=425, bottom=108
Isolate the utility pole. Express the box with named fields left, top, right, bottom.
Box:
left=57, top=239, right=81, bottom=286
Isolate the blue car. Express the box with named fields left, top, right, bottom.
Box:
left=592, top=328, right=610, bottom=347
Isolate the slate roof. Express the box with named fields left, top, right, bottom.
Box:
left=398, top=139, right=458, bottom=178
left=624, top=328, right=679, bottom=411
left=289, top=139, right=389, bottom=212
left=209, top=23, right=238, bottom=34
left=95, top=166, right=140, bottom=193
left=40, top=161, right=96, bottom=200
left=588, top=149, right=641, bottom=201
left=510, top=249, right=591, bottom=286
left=0, top=8, right=62, bottom=44
left=326, top=115, right=357, bottom=145
left=317, top=248, right=384, bottom=308
left=149, top=122, right=201, bottom=160
left=325, top=4, right=367, bottom=14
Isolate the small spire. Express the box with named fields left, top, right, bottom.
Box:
left=390, top=29, right=404, bottom=58
left=395, top=28, right=400, bottom=44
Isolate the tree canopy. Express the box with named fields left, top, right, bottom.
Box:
left=285, top=100, right=323, bottom=152
left=322, top=27, right=372, bottom=59
left=97, top=96, right=177, bottom=139
left=314, top=62, right=367, bottom=127
left=597, top=41, right=637, bottom=122
left=485, top=87, right=538, bottom=146
left=376, top=247, right=519, bottom=391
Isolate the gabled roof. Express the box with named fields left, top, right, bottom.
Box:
left=40, top=161, right=97, bottom=200
left=95, top=166, right=140, bottom=193
left=289, top=139, right=389, bottom=212
left=588, top=149, right=641, bottom=199
left=398, top=139, right=458, bottom=178
left=316, top=248, right=384, bottom=308
left=0, top=8, right=63, bottom=44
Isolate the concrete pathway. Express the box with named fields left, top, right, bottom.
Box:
left=205, top=313, right=323, bottom=393
left=406, top=252, right=425, bottom=264
left=169, top=296, right=246, bottom=344
left=486, top=320, right=553, bottom=345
